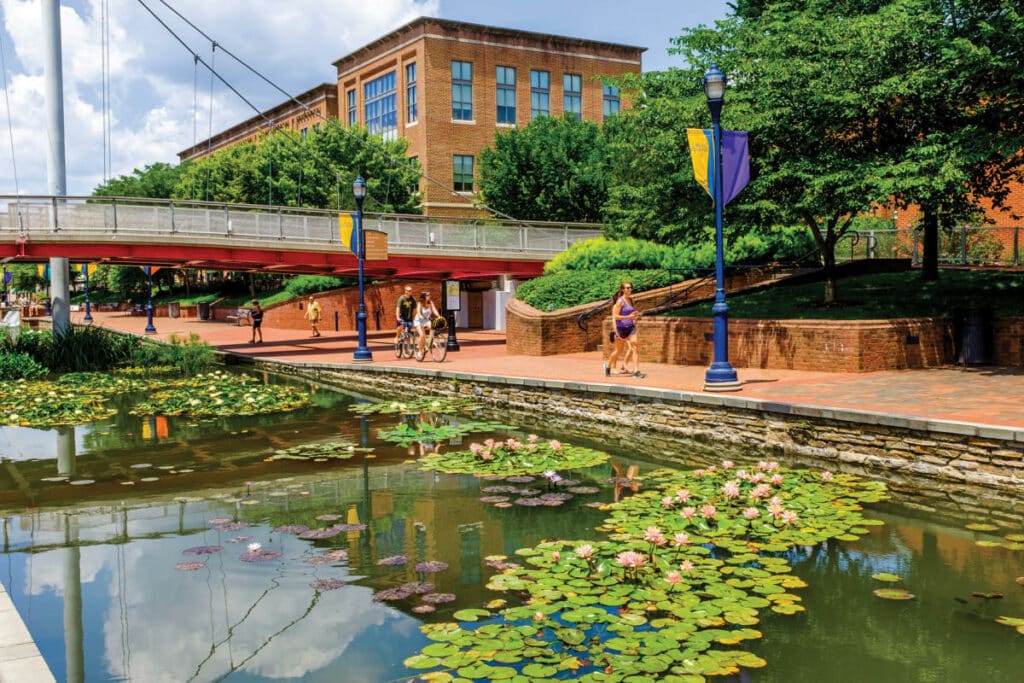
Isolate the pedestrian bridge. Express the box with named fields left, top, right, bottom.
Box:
left=0, top=195, right=602, bottom=279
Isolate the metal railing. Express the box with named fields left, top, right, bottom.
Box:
left=0, top=195, right=603, bottom=258
left=837, top=226, right=1022, bottom=266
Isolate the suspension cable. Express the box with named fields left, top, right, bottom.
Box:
left=144, top=0, right=520, bottom=220
left=102, top=0, right=112, bottom=181
left=0, top=17, right=20, bottom=196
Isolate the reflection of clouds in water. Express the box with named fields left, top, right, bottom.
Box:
left=24, top=546, right=104, bottom=596
left=100, top=538, right=400, bottom=681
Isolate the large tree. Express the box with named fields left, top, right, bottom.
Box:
left=670, top=0, right=1022, bottom=302
left=93, top=162, right=190, bottom=198
left=478, top=114, right=609, bottom=223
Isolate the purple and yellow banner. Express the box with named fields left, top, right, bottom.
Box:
left=687, top=129, right=751, bottom=207
left=338, top=213, right=358, bottom=256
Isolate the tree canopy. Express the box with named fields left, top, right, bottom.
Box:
left=478, top=114, right=609, bottom=222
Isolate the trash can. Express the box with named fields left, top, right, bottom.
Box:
left=197, top=302, right=211, bottom=321
left=956, top=307, right=993, bottom=365
left=168, top=301, right=181, bottom=319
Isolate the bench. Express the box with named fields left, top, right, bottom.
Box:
left=225, top=309, right=251, bottom=326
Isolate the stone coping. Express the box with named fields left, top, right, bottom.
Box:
left=247, top=357, right=1024, bottom=444
left=0, top=583, right=56, bottom=683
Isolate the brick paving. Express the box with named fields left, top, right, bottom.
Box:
left=77, top=310, right=1023, bottom=429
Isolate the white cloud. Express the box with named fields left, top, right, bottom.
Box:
left=0, top=0, right=439, bottom=195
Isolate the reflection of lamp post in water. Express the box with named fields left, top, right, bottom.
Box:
left=360, top=414, right=372, bottom=549
left=57, top=425, right=75, bottom=478
left=63, top=512, right=84, bottom=683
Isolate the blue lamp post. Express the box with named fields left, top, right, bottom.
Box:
left=144, top=266, right=156, bottom=334
left=82, top=265, right=93, bottom=322
left=702, top=65, right=740, bottom=391
left=352, top=176, right=372, bottom=362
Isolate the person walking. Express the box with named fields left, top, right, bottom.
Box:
left=605, top=282, right=644, bottom=378
left=304, top=295, right=322, bottom=337
left=249, top=300, right=264, bottom=343
left=394, top=285, right=416, bottom=344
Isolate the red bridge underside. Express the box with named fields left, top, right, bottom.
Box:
left=0, top=241, right=545, bottom=281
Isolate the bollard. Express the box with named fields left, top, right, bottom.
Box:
left=334, top=310, right=339, bottom=332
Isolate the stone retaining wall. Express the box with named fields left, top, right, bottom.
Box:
left=247, top=359, right=1024, bottom=494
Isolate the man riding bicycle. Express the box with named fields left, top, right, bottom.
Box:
left=395, top=285, right=416, bottom=343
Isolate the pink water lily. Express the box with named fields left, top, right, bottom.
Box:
left=701, top=504, right=717, bottom=519
left=680, top=559, right=695, bottom=574
left=742, top=507, right=760, bottom=520
left=782, top=510, right=799, bottom=525
left=721, top=460, right=734, bottom=469
left=575, top=544, right=594, bottom=560
left=616, top=551, right=647, bottom=569
left=673, top=533, right=690, bottom=547
left=548, top=439, right=562, bottom=451
left=771, top=473, right=784, bottom=486
left=722, top=480, right=741, bottom=499
left=644, top=526, right=666, bottom=546
left=749, top=472, right=766, bottom=484
left=674, top=488, right=691, bottom=502
left=750, top=483, right=772, bottom=500
left=681, top=506, right=697, bottom=520
left=469, top=442, right=483, bottom=455
left=661, top=496, right=675, bottom=508
left=551, top=551, right=561, bottom=562
left=527, top=434, right=539, bottom=443
left=665, top=570, right=683, bottom=586
left=821, top=471, right=834, bottom=481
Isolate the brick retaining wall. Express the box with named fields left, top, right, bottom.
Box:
left=250, top=359, right=1024, bottom=493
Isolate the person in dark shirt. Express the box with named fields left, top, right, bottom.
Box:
left=250, top=300, right=264, bottom=343
left=394, top=285, right=416, bottom=343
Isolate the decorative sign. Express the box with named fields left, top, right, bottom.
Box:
left=363, top=229, right=388, bottom=261
left=445, top=280, right=461, bottom=311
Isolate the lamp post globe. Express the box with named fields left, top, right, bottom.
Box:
left=352, top=175, right=372, bottom=362
left=702, top=64, right=740, bottom=391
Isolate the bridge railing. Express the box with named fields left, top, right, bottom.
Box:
left=0, top=195, right=603, bottom=255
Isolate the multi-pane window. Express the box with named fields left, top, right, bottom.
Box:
left=406, top=63, right=418, bottom=124
left=530, top=70, right=549, bottom=119
left=563, top=73, right=582, bottom=120
left=452, top=61, right=473, bottom=121
left=364, top=71, right=397, bottom=141
left=347, top=89, right=356, bottom=126
left=603, top=83, right=620, bottom=120
left=453, top=155, right=474, bottom=192
left=496, top=66, right=516, bottom=124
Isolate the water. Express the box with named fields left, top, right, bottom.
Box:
left=1, top=376, right=1023, bottom=682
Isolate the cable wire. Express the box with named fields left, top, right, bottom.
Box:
left=144, top=0, right=520, bottom=220
left=0, top=15, right=21, bottom=196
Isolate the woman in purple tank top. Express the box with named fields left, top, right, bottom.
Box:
left=604, top=282, right=644, bottom=379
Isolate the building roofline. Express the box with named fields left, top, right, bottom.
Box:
left=331, top=16, right=646, bottom=69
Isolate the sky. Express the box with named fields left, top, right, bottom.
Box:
left=0, top=0, right=731, bottom=196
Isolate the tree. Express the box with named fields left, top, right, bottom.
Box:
left=478, top=115, right=609, bottom=222
left=93, top=162, right=190, bottom=198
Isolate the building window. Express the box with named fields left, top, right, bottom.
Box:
left=347, top=89, right=356, bottom=126
left=453, top=155, right=474, bottom=192
left=452, top=61, right=473, bottom=121
left=530, top=70, right=549, bottom=119
left=603, top=83, right=620, bottom=120
left=563, top=73, right=581, bottom=120
left=406, top=63, right=418, bottom=124
left=300, top=127, right=308, bottom=138
left=364, top=71, right=397, bottom=141
left=496, top=66, right=516, bottom=125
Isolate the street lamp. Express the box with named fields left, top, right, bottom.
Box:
left=144, top=266, right=156, bottom=334
left=702, top=64, right=740, bottom=391
left=352, top=176, right=372, bottom=362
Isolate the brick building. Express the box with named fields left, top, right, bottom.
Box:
left=178, top=18, right=644, bottom=216
left=178, top=83, right=338, bottom=162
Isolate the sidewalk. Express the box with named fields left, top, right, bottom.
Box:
left=77, top=310, right=1023, bottom=429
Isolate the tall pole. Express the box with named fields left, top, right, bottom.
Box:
left=82, top=265, right=93, bottom=322
left=352, top=176, right=372, bottom=361
left=702, top=65, right=740, bottom=392
left=42, top=0, right=70, bottom=335
left=144, top=266, right=156, bottom=334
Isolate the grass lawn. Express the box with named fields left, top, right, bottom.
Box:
left=666, top=270, right=1024, bottom=319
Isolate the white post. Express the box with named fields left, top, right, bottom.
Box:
left=43, top=0, right=70, bottom=334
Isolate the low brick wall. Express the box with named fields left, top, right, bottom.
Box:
left=247, top=358, right=1024, bottom=494
left=995, top=318, right=1024, bottom=366
left=610, top=317, right=954, bottom=372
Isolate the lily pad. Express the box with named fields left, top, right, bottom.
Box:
left=965, top=523, right=1000, bottom=532
left=873, top=588, right=915, bottom=601
left=453, top=608, right=491, bottom=622
left=871, top=573, right=902, bottom=583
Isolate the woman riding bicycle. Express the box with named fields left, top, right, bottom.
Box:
left=413, top=291, right=440, bottom=359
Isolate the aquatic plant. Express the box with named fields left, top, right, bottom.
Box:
left=130, top=371, right=310, bottom=417
left=417, top=437, right=608, bottom=475
left=349, top=396, right=482, bottom=416
left=403, top=462, right=888, bottom=680
left=377, top=419, right=514, bottom=448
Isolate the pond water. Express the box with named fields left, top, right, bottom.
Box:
left=1, top=374, right=1023, bottom=682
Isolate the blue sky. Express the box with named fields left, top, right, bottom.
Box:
left=0, top=0, right=730, bottom=195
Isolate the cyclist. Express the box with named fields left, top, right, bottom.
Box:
left=413, top=291, right=439, bottom=359
left=394, top=285, right=416, bottom=344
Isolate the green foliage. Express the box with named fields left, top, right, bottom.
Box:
left=3, top=327, right=138, bottom=373
left=106, top=265, right=150, bottom=302
left=479, top=114, right=609, bottom=222
left=0, top=352, right=47, bottom=380
left=6, top=264, right=45, bottom=293
left=283, top=275, right=348, bottom=298
left=515, top=269, right=680, bottom=311
left=92, top=162, right=190, bottom=198
left=171, top=125, right=422, bottom=213
left=545, top=237, right=677, bottom=274
left=131, top=333, right=216, bottom=376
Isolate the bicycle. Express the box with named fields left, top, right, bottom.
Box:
left=415, top=317, right=448, bottom=362
left=394, top=321, right=415, bottom=359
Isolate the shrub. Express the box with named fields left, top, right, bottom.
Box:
left=0, top=351, right=47, bottom=380
left=515, top=269, right=679, bottom=311
left=0, top=326, right=137, bottom=373
left=284, top=275, right=350, bottom=298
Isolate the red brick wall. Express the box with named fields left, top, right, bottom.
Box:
left=607, top=317, right=957, bottom=372
left=994, top=318, right=1024, bottom=366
